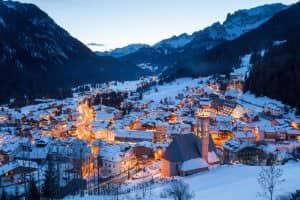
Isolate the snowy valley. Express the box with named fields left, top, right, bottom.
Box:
left=0, top=0, right=300, bottom=200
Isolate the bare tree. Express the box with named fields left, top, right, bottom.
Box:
left=257, top=163, right=285, bottom=200
left=165, top=180, right=194, bottom=200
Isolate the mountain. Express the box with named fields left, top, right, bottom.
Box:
left=184, top=3, right=287, bottom=51
left=244, top=3, right=300, bottom=108
left=0, top=0, right=143, bottom=105
left=245, top=38, right=300, bottom=108
left=95, top=43, right=150, bottom=58
left=165, top=1, right=300, bottom=107
left=153, top=33, right=194, bottom=50
left=102, top=3, right=287, bottom=75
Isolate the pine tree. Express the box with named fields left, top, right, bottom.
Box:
left=290, top=190, right=300, bottom=200
left=0, top=190, right=7, bottom=200
left=43, top=161, right=58, bottom=198
left=28, top=178, right=40, bottom=200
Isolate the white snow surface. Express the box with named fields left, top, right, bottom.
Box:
left=0, top=17, right=6, bottom=28
left=109, top=80, right=141, bottom=91
left=65, top=162, right=300, bottom=200
left=231, top=53, right=252, bottom=81
left=3, top=1, right=17, bottom=9
left=143, top=78, right=207, bottom=103
left=137, top=63, right=159, bottom=72
left=208, top=151, right=220, bottom=164
left=273, top=40, right=287, bottom=46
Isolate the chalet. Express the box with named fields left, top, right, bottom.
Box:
left=243, top=111, right=259, bottom=122
left=0, top=114, right=7, bottom=124
left=286, top=129, right=300, bottom=140
left=98, top=144, right=137, bottom=177
left=203, top=86, right=219, bottom=98
left=161, top=134, right=219, bottom=177
left=261, top=127, right=278, bottom=142
left=261, top=126, right=286, bottom=141
left=132, top=142, right=154, bottom=163
left=0, top=151, right=9, bottom=166
left=92, top=121, right=115, bottom=142
left=114, top=130, right=154, bottom=143
left=224, top=88, right=241, bottom=100
left=198, top=98, right=212, bottom=109
left=263, top=103, right=284, bottom=117
left=271, top=119, right=288, bottom=127
left=94, top=107, right=115, bottom=122
left=231, top=104, right=249, bottom=119
left=0, top=160, right=38, bottom=187
left=0, top=136, right=24, bottom=163
left=212, top=99, right=237, bottom=115
left=236, top=146, right=269, bottom=165
left=15, top=144, right=49, bottom=164
left=233, top=131, right=256, bottom=142
left=216, top=115, right=233, bottom=132
left=222, top=139, right=269, bottom=164
left=167, top=123, right=192, bottom=139
left=131, top=102, right=148, bottom=112
left=290, top=118, right=300, bottom=130
left=153, top=125, right=167, bottom=143
left=230, top=71, right=243, bottom=81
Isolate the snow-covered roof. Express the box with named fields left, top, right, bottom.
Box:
left=233, top=131, right=256, bottom=139
left=99, top=143, right=132, bottom=162
left=0, top=160, right=38, bottom=176
left=225, top=89, right=242, bottom=98
left=216, top=115, right=233, bottom=122
left=222, top=139, right=255, bottom=152
left=180, top=158, right=209, bottom=171
left=95, top=110, right=114, bottom=121
left=286, top=129, right=300, bottom=135
left=115, top=130, right=153, bottom=140
left=208, top=151, right=220, bottom=164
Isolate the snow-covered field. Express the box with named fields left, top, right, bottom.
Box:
left=143, top=78, right=206, bottom=103
left=65, top=162, right=300, bottom=200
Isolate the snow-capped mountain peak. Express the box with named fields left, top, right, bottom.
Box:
left=153, top=33, right=194, bottom=50
left=221, top=3, right=287, bottom=40
left=185, top=3, right=287, bottom=51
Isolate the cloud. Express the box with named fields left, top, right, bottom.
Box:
left=87, top=43, right=105, bottom=47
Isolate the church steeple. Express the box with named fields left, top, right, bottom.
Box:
left=196, top=109, right=210, bottom=162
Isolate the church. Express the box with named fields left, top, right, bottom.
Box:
left=161, top=112, right=220, bottom=177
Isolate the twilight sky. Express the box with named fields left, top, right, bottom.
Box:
left=19, top=0, right=297, bottom=51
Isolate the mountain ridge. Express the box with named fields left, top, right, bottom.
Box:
left=0, top=0, right=143, bottom=105
left=98, top=3, right=287, bottom=74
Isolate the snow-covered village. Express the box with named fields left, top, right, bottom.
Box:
left=1, top=0, right=300, bottom=199
left=0, top=53, right=300, bottom=199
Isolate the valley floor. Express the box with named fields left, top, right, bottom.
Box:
left=65, top=162, right=300, bottom=200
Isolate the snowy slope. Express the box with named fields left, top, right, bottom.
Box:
left=143, top=78, right=207, bottom=103
left=65, top=162, right=300, bottom=200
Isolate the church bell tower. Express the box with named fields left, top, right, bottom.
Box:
left=196, top=109, right=210, bottom=162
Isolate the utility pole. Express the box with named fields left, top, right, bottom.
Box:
left=56, top=152, right=60, bottom=198
left=80, top=147, right=84, bottom=197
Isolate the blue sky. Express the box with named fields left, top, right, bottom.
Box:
left=19, top=0, right=297, bottom=51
